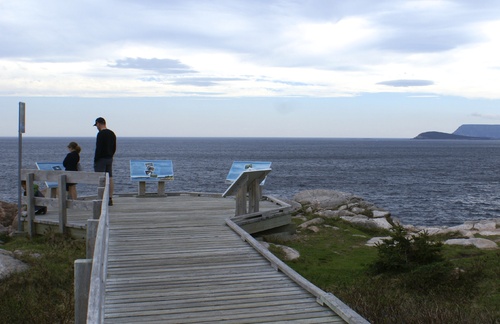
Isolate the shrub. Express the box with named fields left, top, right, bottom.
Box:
left=369, top=225, right=444, bottom=274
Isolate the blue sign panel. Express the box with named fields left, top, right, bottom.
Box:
left=130, top=160, right=174, bottom=181
left=226, top=161, right=272, bottom=184
left=36, top=162, right=65, bottom=188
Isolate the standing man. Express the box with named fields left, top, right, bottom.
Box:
left=93, top=117, right=116, bottom=206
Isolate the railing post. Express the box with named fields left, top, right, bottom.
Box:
left=58, top=174, right=68, bottom=234
left=87, top=219, right=99, bottom=259
left=92, top=200, right=102, bottom=220
left=74, top=259, right=92, bottom=324
left=97, top=176, right=106, bottom=199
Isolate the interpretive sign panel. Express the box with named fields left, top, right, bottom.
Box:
left=130, top=160, right=174, bottom=181
left=36, top=162, right=65, bottom=188
left=226, top=161, right=272, bottom=184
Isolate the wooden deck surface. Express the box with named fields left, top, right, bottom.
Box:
left=101, top=195, right=346, bottom=323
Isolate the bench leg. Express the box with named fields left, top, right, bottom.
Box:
left=158, top=181, right=165, bottom=197
left=138, top=181, right=146, bottom=196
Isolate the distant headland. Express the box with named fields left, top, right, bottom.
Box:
left=414, top=124, right=500, bottom=140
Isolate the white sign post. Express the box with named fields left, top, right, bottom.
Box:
left=17, top=102, right=25, bottom=232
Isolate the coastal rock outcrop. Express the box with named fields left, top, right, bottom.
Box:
left=292, top=189, right=499, bottom=250
left=293, top=189, right=392, bottom=230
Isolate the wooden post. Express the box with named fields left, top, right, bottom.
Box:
left=138, top=181, right=146, bottom=196
left=58, top=174, right=67, bottom=234
left=86, top=219, right=99, bottom=259
left=248, top=178, right=261, bottom=213
left=26, top=173, right=35, bottom=237
left=235, top=184, right=247, bottom=216
left=97, top=176, right=106, bottom=199
left=92, top=200, right=102, bottom=219
left=157, top=181, right=165, bottom=196
left=74, top=259, right=92, bottom=324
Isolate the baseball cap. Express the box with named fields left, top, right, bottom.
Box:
left=93, top=117, right=106, bottom=126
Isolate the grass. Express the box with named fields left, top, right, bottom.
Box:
left=263, top=212, right=500, bottom=324
left=0, top=231, right=85, bottom=324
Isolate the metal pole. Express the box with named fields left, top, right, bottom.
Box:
left=17, top=102, right=25, bottom=232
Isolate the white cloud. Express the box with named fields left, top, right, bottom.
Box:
left=2, top=0, right=500, bottom=137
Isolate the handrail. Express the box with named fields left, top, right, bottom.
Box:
left=20, top=169, right=106, bottom=236
left=225, top=217, right=369, bottom=324
left=86, top=173, right=110, bottom=324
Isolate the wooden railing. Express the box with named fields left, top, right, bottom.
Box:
left=84, top=173, right=110, bottom=324
left=225, top=217, right=370, bottom=324
left=20, top=169, right=106, bottom=237
left=72, top=173, right=110, bottom=324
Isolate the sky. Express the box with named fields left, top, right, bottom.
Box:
left=1, top=0, right=500, bottom=138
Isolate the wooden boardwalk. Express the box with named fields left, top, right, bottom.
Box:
left=101, top=195, right=347, bottom=323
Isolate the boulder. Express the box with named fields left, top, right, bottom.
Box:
left=308, top=226, right=320, bottom=233
left=259, top=242, right=300, bottom=261
left=294, top=189, right=361, bottom=210
left=318, top=209, right=355, bottom=218
left=444, top=238, right=498, bottom=250
left=473, top=220, right=497, bottom=231
left=372, top=210, right=390, bottom=218
left=340, top=215, right=392, bottom=230
left=0, top=249, right=29, bottom=280
left=298, top=217, right=324, bottom=229
left=366, top=237, right=391, bottom=247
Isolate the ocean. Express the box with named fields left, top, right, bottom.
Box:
left=2, top=137, right=500, bottom=227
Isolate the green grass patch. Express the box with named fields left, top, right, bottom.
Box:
left=0, top=232, right=85, bottom=324
left=264, top=214, right=500, bottom=323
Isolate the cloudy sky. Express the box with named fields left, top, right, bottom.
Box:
left=1, top=0, right=500, bottom=138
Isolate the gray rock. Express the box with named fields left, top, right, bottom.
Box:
left=298, top=217, right=324, bottom=229
left=444, top=238, right=498, bottom=250
left=294, top=189, right=361, bottom=210
left=308, top=226, right=320, bottom=233
left=341, top=215, right=392, bottom=230
left=351, top=207, right=365, bottom=214
left=259, top=242, right=300, bottom=260
left=479, top=230, right=500, bottom=236
left=0, top=249, right=29, bottom=280
left=473, top=220, right=497, bottom=231
left=372, top=210, right=390, bottom=218
left=366, top=237, right=391, bottom=246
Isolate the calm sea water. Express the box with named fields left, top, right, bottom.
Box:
left=2, top=137, right=500, bottom=227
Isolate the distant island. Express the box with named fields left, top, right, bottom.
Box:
left=414, top=124, right=500, bottom=140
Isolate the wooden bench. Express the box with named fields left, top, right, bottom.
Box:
left=223, top=168, right=272, bottom=216
left=21, top=169, right=106, bottom=237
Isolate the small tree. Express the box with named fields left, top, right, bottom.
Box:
left=370, top=225, right=444, bottom=274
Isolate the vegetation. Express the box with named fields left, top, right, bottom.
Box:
left=263, top=210, right=500, bottom=324
left=0, top=231, right=85, bottom=324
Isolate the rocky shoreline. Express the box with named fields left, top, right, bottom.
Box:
left=291, top=189, right=499, bottom=250
left=1, top=190, right=499, bottom=278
